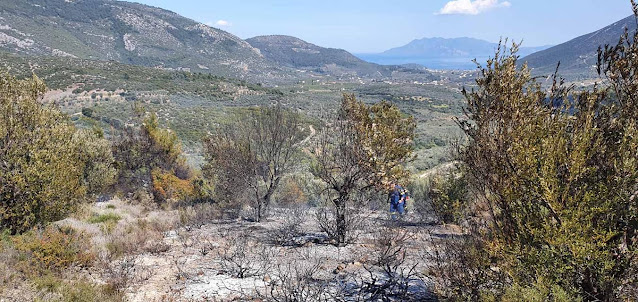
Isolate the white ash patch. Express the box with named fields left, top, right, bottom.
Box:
left=183, top=274, right=265, bottom=299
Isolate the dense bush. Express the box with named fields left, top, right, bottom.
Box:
left=113, top=108, right=192, bottom=203
left=151, top=168, right=196, bottom=204
left=0, top=74, right=86, bottom=234
left=429, top=172, right=468, bottom=225
left=73, top=128, right=117, bottom=195
left=12, top=225, right=95, bottom=274
left=441, top=32, right=638, bottom=300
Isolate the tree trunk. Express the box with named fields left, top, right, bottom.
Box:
left=334, top=192, right=349, bottom=245
left=256, top=177, right=279, bottom=222
left=256, top=199, right=262, bottom=222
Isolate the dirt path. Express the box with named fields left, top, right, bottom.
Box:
left=419, top=161, right=458, bottom=179
left=298, top=124, right=316, bottom=147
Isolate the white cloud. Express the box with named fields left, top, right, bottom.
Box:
left=438, top=0, right=511, bottom=15
left=206, top=20, right=232, bottom=27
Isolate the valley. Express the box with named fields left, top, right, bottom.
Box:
left=1, top=1, right=637, bottom=301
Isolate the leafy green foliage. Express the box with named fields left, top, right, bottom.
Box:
left=450, top=35, right=638, bottom=299
left=12, top=225, right=95, bottom=274
left=87, top=213, right=121, bottom=225
left=73, top=128, right=117, bottom=195
left=0, top=73, right=86, bottom=234
left=430, top=172, right=468, bottom=224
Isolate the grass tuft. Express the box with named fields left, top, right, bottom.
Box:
left=88, top=213, right=121, bottom=224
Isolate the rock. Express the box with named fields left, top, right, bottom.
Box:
left=333, top=263, right=346, bottom=274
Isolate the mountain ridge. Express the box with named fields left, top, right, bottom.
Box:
left=0, top=0, right=288, bottom=81
left=357, top=37, right=551, bottom=70
left=521, top=14, right=637, bottom=80
left=246, top=35, right=397, bottom=77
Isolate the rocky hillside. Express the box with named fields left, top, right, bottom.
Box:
left=522, top=15, right=636, bottom=80
left=0, top=0, right=442, bottom=82
left=246, top=35, right=396, bottom=77
left=0, top=0, right=290, bottom=80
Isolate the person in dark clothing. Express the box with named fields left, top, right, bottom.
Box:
left=388, top=182, right=406, bottom=220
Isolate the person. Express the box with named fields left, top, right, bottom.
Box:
left=388, top=182, right=407, bottom=221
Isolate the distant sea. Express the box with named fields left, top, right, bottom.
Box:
left=355, top=54, right=488, bottom=70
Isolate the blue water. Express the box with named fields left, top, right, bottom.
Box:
left=356, top=54, right=489, bottom=70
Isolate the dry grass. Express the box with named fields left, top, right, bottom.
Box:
left=0, top=196, right=180, bottom=301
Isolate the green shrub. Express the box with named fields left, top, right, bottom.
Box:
left=0, top=73, right=86, bottom=234
left=500, top=280, right=581, bottom=302
left=73, top=129, right=117, bottom=195
left=430, top=172, right=468, bottom=224
left=88, top=212, right=121, bottom=234
left=451, top=37, right=638, bottom=299
left=12, top=225, right=95, bottom=274
left=81, top=107, right=93, bottom=117
left=87, top=213, right=121, bottom=224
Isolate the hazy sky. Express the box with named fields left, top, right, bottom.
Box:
left=131, top=0, right=633, bottom=53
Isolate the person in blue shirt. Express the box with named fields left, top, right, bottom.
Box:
left=388, top=182, right=406, bottom=221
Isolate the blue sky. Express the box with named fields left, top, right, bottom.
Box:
left=131, top=0, right=633, bottom=53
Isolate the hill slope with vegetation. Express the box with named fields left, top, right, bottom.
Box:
left=0, top=0, right=290, bottom=80
left=521, top=14, right=636, bottom=80
left=246, top=35, right=399, bottom=77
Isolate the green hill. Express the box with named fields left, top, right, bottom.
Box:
left=521, top=15, right=636, bottom=80
left=246, top=35, right=396, bottom=77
